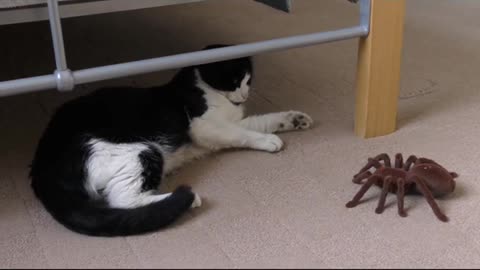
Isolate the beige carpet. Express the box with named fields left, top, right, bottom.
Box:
left=1, top=0, right=480, bottom=268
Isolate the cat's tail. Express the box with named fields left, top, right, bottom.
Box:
left=43, top=185, right=199, bottom=237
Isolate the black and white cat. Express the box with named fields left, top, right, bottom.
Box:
left=30, top=45, right=313, bottom=237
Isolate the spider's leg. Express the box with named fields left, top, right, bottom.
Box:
left=450, top=172, right=459, bottom=178
left=397, top=178, right=407, bottom=217
left=395, top=153, right=404, bottom=169
left=374, top=153, right=391, bottom=167
left=410, top=176, right=448, bottom=222
left=346, top=175, right=381, bottom=208
left=355, top=158, right=382, bottom=177
left=403, top=155, right=418, bottom=171
left=353, top=171, right=372, bottom=184
left=375, top=176, right=393, bottom=214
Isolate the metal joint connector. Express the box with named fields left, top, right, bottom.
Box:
left=54, top=69, right=75, bottom=91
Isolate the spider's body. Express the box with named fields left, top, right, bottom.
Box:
left=346, top=153, right=457, bottom=222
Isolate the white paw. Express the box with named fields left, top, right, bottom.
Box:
left=191, top=193, right=202, bottom=208
left=254, top=134, right=284, bottom=152
left=277, top=111, right=313, bottom=132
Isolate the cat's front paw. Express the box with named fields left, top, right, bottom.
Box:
left=253, top=134, right=284, bottom=152
left=191, top=193, right=202, bottom=208
left=277, top=111, right=314, bottom=132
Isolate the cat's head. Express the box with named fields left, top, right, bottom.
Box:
left=195, top=44, right=253, bottom=105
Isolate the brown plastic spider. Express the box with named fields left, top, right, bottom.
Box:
left=346, top=153, right=458, bottom=222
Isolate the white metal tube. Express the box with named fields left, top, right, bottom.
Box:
left=74, top=26, right=367, bottom=84
left=47, top=0, right=68, bottom=71
left=0, top=0, right=371, bottom=97
left=0, top=75, right=57, bottom=97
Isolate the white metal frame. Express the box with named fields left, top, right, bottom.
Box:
left=0, top=0, right=371, bottom=97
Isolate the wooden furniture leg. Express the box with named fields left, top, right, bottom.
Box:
left=354, top=0, right=406, bottom=138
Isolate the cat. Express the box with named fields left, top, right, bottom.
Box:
left=29, top=45, right=313, bottom=237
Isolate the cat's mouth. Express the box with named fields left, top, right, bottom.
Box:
left=225, top=91, right=248, bottom=106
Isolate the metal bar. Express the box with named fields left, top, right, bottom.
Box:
left=359, top=0, right=371, bottom=34
left=0, top=75, right=57, bottom=97
left=75, top=26, right=367, bottom=85
left=47, top=0, right=68, bottom=71
left=0, top=0, right=371, bottom=97
left=47, top=0, right=75, bottom=91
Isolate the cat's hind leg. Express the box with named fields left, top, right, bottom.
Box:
left=239, top=111, right=313, bottom=134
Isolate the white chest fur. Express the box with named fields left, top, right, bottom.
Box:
left=201, top=88, right=245, bottom=122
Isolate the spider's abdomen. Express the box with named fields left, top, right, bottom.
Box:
left=408, top=164, right=456, bottom=197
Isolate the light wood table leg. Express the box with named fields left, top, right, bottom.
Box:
left=354, top=0, right=406, bottom=138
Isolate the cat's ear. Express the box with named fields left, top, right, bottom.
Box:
left=202, top=44, right=233, bottom=50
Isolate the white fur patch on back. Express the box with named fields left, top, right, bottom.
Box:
left=85, top=139, right=149, bottom=207
left=85, top=138, right=205, bottom=208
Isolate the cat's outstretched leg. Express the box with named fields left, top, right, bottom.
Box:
left=239, top=111, right=313, bottom=134
left=190, top=119, right=283, bottom=152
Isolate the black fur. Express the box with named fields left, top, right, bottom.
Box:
left=30, top=45, right=253, bottom=236
left=139, top=147, right=164, bottom=192
left=198, top=44, right=253, bottom=92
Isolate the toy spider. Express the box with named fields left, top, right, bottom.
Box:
left=346, top=153, right=458, bottom=222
